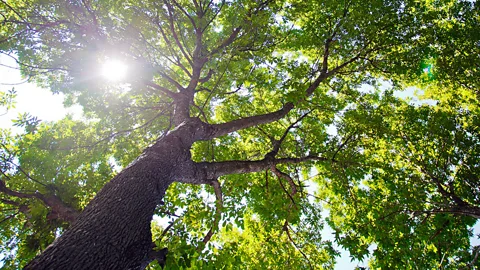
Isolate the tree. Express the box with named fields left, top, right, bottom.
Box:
left=0, top=0, right=478, bottom=269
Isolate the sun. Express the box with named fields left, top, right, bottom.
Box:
left=101, top=59, right=127, bottom=81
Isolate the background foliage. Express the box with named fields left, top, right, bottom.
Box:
left=0, top=0, right=479, bottom=268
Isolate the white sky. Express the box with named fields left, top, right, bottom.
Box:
left=0, top=54, right=81, bottom=130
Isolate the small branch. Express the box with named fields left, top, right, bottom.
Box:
left=171, top=0, right=197, bottom=29
left=328, top=46, right=376, bottom=76
left=463, top=246, right=480, bottom=270
left=0, top=211, right=19, bottom=225
left=163, top=0, right=194, bottom=64
left=202, top=0, right=224, bottom=32
left=209, top=27, right=242, bottom=56
left=44, top=109, right=169, bottom=151
left=331, top=132, right=355, bottom=161
left=429, top=220, right=450, bottom=241
left=200, top=180, right=223, bottom=246
left=0, top=144, right=48, bottom=187
left=284, top=223, right=314, bottom=270
left=155, top=70, right=186, bottom=92
left=276, top=171, right=296, bottom=205
left=0, top=198, right=21, bottom=207
left=153, top=13, right=193, bottom=69
left=267, top=111, right=311, bottom=158
left=159, top=222, right=176, bottom=243
left=412, top=208, right=480, bottom=219
left=199, top=69, right=213, bottom=83
left=192, top=102, right=210, bottom=124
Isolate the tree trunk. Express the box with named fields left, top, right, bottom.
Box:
left=25, top=120, right=204, bottom=270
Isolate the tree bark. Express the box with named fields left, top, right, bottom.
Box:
left=25, top=119, right=205, bottom=270
left=23, top=112, right=315, bottom=269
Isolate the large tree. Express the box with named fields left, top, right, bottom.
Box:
left=0, top=0, right=479, bottom=269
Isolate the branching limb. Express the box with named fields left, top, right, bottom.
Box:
left=202, top=28, right=381, bottom=140
left=0, top=179, right=78, bottom=223
left=272, top=166, right=297, bottom=200
left=205, top=102, right=294, bottom=140
left=204, top=47, right=335, bottom=140
left=152, top=11, right=193, bottom=69
left=209, top=27, right=242, bottom=56
left=462, top=245, right=480, bottom=270
left=163, top=0, right=193, bottom=64
left=191, top=155, right=327, bottom=184
left=143, top=80, right=179, bottom=100
left=267, top=111, right=311, bottom=158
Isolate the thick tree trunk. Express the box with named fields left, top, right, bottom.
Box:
left=25, top=120, right=204, bottom=270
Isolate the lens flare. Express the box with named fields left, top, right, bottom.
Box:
left=101, top=59, right=127, bottom=81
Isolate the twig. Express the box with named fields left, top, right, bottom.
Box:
left=200, top=179, right=223, bottom=248
left=284, top=222, right=314, bottom=270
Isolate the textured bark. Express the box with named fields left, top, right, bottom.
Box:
left=24, top=110, right=313, bottom=268
left=25, top=119, right=206, bottom=270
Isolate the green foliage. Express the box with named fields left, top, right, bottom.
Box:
left=0, top=118, right=118, bottom=268
left=0, top=88, right=16, bottom=111
left=1, top=0, right=480, bottom=268
left=318, top=93, right=480, bottom=268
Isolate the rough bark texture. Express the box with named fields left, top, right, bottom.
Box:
left=25, top=119, right=206, bottom=270
left=23, top=103, right=306, bottom=268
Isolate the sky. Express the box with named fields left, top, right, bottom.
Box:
left=1, top=53, right=479, bottom=269
left=0, top=54, right=81, bottom=130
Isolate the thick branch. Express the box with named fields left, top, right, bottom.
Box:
left=206, top=102, right=294, bottom=140
left=192, top=155, right=326, bottom=183
left=0, top=180, right=78, bottom=223
left=143, top=80, right=179, bottom=100
left=205, top=55, right=338, bottom=140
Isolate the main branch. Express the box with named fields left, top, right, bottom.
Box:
left=189, top=155, right=327, bottom=184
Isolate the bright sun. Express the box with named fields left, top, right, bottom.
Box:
left=101, top=59, right=127, bottom=81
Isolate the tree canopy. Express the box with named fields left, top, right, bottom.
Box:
left=0, top=0, right=479, bottom=269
